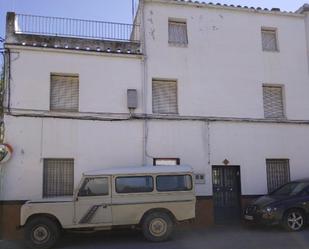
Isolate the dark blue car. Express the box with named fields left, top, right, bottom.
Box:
left=244, top=179, right=309, bottom=231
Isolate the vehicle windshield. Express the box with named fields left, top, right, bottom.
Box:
left=271, top=182, right=309, bottom=196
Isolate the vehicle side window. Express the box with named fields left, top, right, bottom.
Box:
left=78, top=177, right=109, bottom=196
left=115, top=176, right=153, bottom=193
left=156, top=175, right=192, bottom=192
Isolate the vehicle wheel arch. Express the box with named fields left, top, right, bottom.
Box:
left=282, top=207, right=306, bottom=222
left=24, top=213, right=62, bottom=230
left=139, top=208, right=176, bottom=225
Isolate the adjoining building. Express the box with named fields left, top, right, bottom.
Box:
left=1, top=0, right=309, bottom=239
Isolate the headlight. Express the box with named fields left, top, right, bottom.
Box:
left=263, top=207, right=277, bottom=213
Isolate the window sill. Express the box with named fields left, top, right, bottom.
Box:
left=168, top=42, right=188, bottom=48
left=262, top=49, right=280, bottom=53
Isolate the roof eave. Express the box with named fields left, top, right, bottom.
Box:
left=144, top=0, right=305, bottom=18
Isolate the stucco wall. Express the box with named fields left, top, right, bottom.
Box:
left=143, top=2, right=309, bottom=119
left=2, top=115, right=309, bottom=200
left=8, top=48, right=143, bottom=114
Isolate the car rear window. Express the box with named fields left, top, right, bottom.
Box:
left=115, top=176, right=154, bottom=193
left=156, top=175, right=192, bottom=192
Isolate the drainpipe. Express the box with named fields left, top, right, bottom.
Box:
left=140, top=0, right=149, bottom=166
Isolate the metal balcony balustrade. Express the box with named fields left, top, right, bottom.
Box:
left=14, top=14, right=140, bottom=42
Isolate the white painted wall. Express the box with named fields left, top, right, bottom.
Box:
left=1, top=116, right=144, bottom=200
left=210, top=122, right=309, bottom=195
left=143, top=2, right=309, bottom=119
left=3, top=114, right=309, bottom=200
left=9, top=48, right=143, bottom=114
left=2, top=2, right=309, bottom=200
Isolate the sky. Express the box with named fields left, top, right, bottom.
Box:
left=0, top=0, right=308, bottom=60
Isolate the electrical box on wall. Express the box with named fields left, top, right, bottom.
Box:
left=127, top=89, right=138, bottom=110
left=195, top=174, right=206, bottom=184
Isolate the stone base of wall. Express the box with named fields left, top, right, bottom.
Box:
left=0, top=196, right=260, bottom=240
left=0, top=201, right=25, bottom=240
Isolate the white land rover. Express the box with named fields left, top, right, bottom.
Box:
left=20, top=165, right=196, bottom=249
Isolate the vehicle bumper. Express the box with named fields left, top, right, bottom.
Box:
left=243, top=208, right=281, bottom=225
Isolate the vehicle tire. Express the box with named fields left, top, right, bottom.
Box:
left=283, top=209, right=306, bottom=232
left=25, top=216, right=60, bottom=249
left=142, top=212, right=174, bottom=242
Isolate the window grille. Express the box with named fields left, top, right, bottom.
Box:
left=266, top=159, right=290, bottom=193
left=262, top=29, right=278, bottom=51
left=50, top=74, right=79, bottom=111
left=152, top=80, right=178, bottom=114
left=168, top=20, right=188, bottom=45
left=263, top=85, right=284, bottom=119
left=43, top=159, right=74, bottom=198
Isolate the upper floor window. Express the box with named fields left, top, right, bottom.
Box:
left=261, top=28, right=278, bottom=52
left=50, top=73, right=79, bottom=112
left=152, top=79, right=178, bottom=114
left=168, top=19, right=188, bottom=45
left=263, top=85, right=285, bottom=119
left=43, top=158, right=74, bottom=198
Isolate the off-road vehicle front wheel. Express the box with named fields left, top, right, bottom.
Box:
left=25, top=216, right=60, bottom=249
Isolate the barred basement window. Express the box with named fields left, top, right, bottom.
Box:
left=168, top=19, right=188, bottom=45
left=43, top=159, right=74, bottom=198
left=263, top=85, right=285, bottom=119
left=262, top=28, right=278, bottom=52
left=266, top=159, right=290, bottom=193
left=152, top=79, right=178, bottom=114
left=50, top=73, right=79, bottom=111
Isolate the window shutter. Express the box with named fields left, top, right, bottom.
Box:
left=43, top=159, right=74, bottom=198
left=266, top=159, right=290, bottom=193
left=50, top=74, right=79, bottom=111
left=263, top=86, right=284, bottom=118
left=262, top=29, right=278, bottom=51
left=152, top=80, right=178, bottom=114
left=168, top=21, right=188, bottom=45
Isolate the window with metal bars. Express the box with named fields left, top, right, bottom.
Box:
left=50, top=73, right=79, bottom=112
left=266, top=159, right=290, bottom=193
left=263, top=85, right=285, bottom=119
left=43, top=159, right=74, bottom=198
left=168, top=19, right=188, bottom=45
left=261, top=28, right=278, bottom=52
left=152, top=79, right=178, bottom=114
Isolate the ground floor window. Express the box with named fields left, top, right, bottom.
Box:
left=43, top=158, right=74, bottom=198
left=153, top=158, right=180, bottom=166
left=266, top=159, right=290, bottom=193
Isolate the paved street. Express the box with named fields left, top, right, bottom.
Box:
left=1, top=225, right=309, bottom=249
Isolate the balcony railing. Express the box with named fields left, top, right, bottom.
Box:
left=14, top=14, right=140, bottom=42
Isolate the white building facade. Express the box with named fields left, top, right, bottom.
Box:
left=1, top=0, right=309, bottom=237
